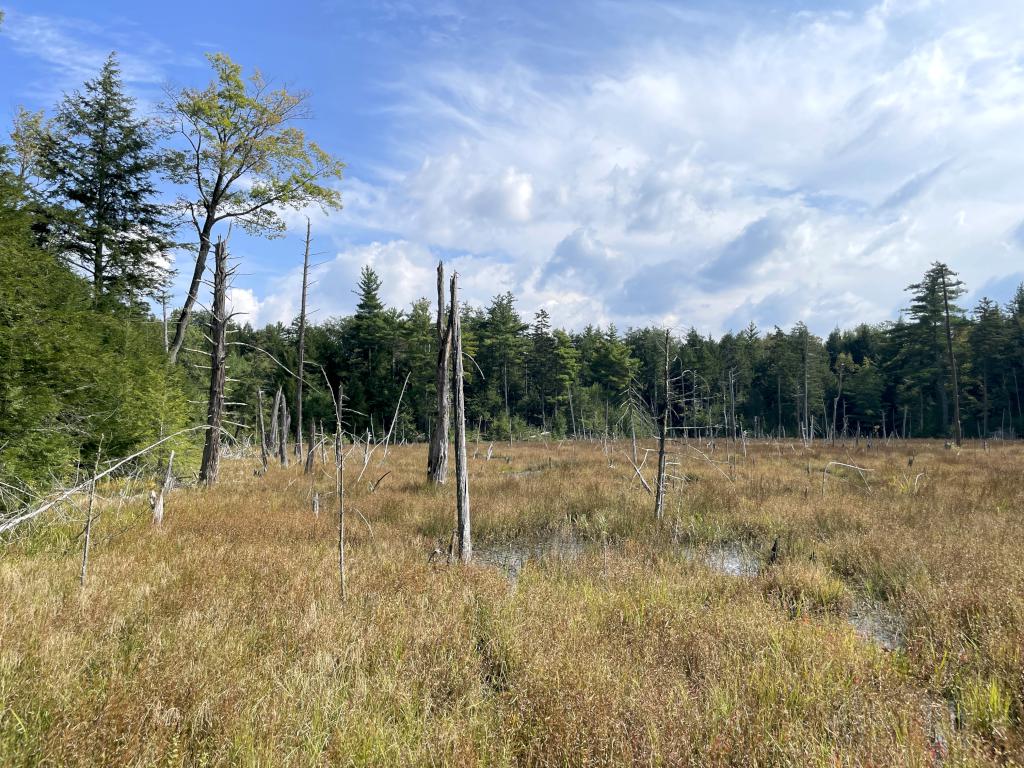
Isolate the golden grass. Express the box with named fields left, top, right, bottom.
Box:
left=1, top=438, right=1022, bottom=766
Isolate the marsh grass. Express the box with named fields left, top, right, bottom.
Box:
left=1, top=438, right=1022, bottom=765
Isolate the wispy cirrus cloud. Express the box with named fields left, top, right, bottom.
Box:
left=0, top=7, right=202, bottom=102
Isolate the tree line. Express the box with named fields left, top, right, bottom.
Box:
left=2, top=40, right=1022, bottom=504
left=231, top=261, right=1024, bottom=452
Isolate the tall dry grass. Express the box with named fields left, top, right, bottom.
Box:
left=0, top=437, right=1021, bottom=765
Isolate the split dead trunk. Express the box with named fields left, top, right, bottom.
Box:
left=427, top=262, right=453, bottom=484
left=199, top=238, right=229, bottom=485
left=450, top=273, right=471, bottom=562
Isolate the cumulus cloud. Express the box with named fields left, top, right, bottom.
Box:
left=283, top=0, right=1024, bottom=334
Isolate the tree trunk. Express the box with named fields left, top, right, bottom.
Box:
left=334, top=384, right=346, bottom=601
left=279, top=396, right=290, bottom=467
left=940, top=268, right=963, bottom=445
left=199, top=238, right=228, bottom=485
left=80, top=444, right=102, bottom=587
left=152, top=450, right=174, bottom=526
left=270, top=386, right=282, bottom=455
left=831, top=363, right=844, bottom=446
left=450, top=273, right=471, bottom=562
left=256, top=390, right=269, bottom=474
left=654, top=329, right=670, bottom=520
left=296, top=218, right=311, bottom=462
left=168, top=215, right=215, bottom=363
left=427, top=261, right=453, bottom=484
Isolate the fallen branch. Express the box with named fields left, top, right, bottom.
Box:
left=0, top=426, right=210, bottom=537
left=821, top=461, right=874, bottom=496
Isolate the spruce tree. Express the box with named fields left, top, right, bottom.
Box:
left=40, top=53, right=172, bottom=308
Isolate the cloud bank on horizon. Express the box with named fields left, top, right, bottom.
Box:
left=3, top=0, right=1024, bottom=335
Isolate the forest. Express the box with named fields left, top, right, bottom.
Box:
left=3, top=26, right=1024, bottom=768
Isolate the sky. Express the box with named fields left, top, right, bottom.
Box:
left=2, top=0, right=1024, bottom=336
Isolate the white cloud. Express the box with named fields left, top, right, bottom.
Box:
left=217, top=0, right=1024, bottom=333
left=0, top=9, right=202, bottom=106
left=226, top=287, right=262, bottom=325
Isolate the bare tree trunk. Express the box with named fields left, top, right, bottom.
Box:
left=270, top=386, right=282, bottom=455
left=279, top=395, right=290, bottom=467
left=80, top=443, right=102, bottom=587
left=296, top=218, right=311, bottom=463
left=450, top=273, right=471, bottom=562
left=831, top=361, right=844, bottom=446
left=199, top=238, right=229, bottom=485
left=151, top=450, right=174, bottom=526
left=803, top=337, right=810, bottom=444
left=654, top=329, right=670, bottom=521
left=427, top=262, right=453, bottom=484
left=941, top=268, right=963, bottom=446
left=334, top=383, right=346, bottom=600
left=256, top=390, right=269, bottom=475
left=630, top=410, right=638, bottom=465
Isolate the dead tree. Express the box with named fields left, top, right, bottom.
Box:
left=151, top=450, right=174, bottom=526
left=427, top=261, right=453, bottom=484
left=333, top=383, right=346, bottom=600
left=939, top=264, right=964, bottom=446
left=199, top=238, right=232, bottom=485
left=296, top=218, right=312, bottom=462
left=270, top=386, right=282, bottom=455
left=831, top=358, right=845, bottom=446
left=256, top=390, right=269, bottom=474
left=278, top=394, right=290, bottom=467
left=450, top=273, right=471, bottom=562
left=654, top=329, right=670, bottom=520
left=80, top=442, right=102, bottom=587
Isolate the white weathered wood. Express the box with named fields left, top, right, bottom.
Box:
left=151, top=450, right=174, bottom=526
left=654, top=329, right=670, bottom=520
left=427, top=261, right=453, bottom=484
left=450, top=273, right=471, bottom=563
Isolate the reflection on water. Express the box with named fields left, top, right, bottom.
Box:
left=475, top=536, right=584, bottom=581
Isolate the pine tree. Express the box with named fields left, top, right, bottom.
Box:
left=39, top=53, right=172, bottom=308
left=528, top=309, right=558, bottom=427
left=905, top=262, right=966, bottom=442
left=969, top=297, right=1007, bottom=436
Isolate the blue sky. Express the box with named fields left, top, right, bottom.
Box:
left=2, top=0, right=1023, bottom=334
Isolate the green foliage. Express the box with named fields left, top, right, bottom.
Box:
left=0, top=164, right=190, bottom=497
left=37, top=53, right=173, bottom=307
left=165, top=52, right=345, bottom=236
